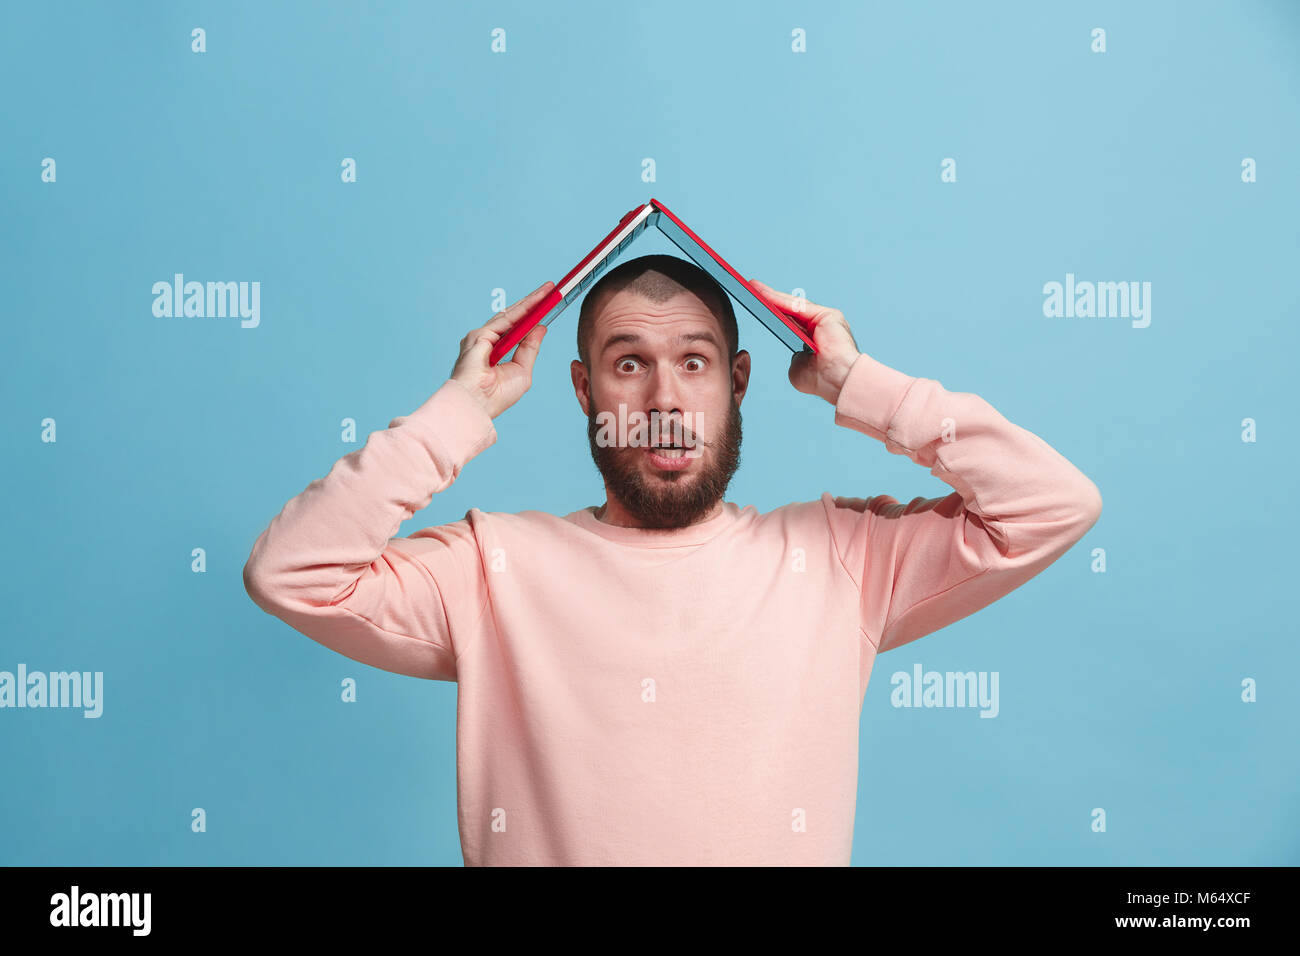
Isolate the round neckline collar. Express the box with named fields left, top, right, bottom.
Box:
left=566, top=500, right=742, bottom=547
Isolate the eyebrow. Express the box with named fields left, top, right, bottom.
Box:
left=600, top=331, right=723, bottom=355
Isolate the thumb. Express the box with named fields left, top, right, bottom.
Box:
left=511, top=323, right=547, bottom=377
left=788, top=348, right=816, bottom=391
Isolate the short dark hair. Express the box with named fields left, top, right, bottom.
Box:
left=576, top=254, right=738, bottom=367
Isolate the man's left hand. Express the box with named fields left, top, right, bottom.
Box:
left=748, top=278, right=862, bottom=406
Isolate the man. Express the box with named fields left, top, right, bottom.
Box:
left=242, top=253, right=1102, bottom=866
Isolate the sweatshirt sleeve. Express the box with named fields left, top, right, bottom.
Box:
left=241, top=378, right=497, bottom=681
left=822, top=352, right=1102, bottom=654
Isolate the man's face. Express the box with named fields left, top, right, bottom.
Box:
left=571, top=287, right=750, bottom=529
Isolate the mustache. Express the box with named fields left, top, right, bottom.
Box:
left=587, top=413, right=708, bottom=449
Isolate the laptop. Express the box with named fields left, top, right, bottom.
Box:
left=488, top=198, right=817, bottom=366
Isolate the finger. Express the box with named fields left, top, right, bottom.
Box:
left=468, top=309, right=543, bottom=365
left=463, top=332, right=497, bottom=366
left=749, top=278, right=821, bottom=315
left=750, top=277, right=799, bottom=308
left=787, top=349, right=817, bottom=393
left=788, top=346, right=815, bottom=374
left=749, top=278, right=829, bottom=329
left=510, top=322, right=547, bottom=376
left=484, top=281, right=555, bottom=333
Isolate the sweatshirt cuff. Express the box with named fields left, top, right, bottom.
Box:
left=390, top=378, right=498, bottom=466
left=832, top=352, right=917, bottom=441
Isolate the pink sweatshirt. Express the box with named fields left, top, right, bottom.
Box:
left=242, top=351, right=1101, bottom=866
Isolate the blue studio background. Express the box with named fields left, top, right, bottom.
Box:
left=2, top=0, right=1297, bottom=866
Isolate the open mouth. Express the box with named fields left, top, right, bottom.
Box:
left=644, top=445, right=694, bottom=469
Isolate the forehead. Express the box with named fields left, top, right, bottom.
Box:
left=591, top=288, right=725, bottom=354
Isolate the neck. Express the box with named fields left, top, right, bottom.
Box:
left=595, top=497, right=723, bottom=529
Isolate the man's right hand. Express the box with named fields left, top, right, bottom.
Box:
left=449, top=281, right=554, bottom=419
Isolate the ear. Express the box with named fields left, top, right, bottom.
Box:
left=731, top=350, right=752, bottom=406
left=570, top=359, right=592, bottom=416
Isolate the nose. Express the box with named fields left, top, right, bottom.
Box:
left=644, top=361, right=686, bottom=434
left=647, top=363, right=684, bottom=428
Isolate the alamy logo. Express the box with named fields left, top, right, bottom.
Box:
left=890, top=662, right=1000, bottom=718
left=49, top=885, right=150, bottom=936
left=152, top=273, right=260, bottom=328
left=0, top=664, right=103, bottom=718
left=593, top=404, right=705, bottom=458
left=1042, top=272, right=1150, bottom=328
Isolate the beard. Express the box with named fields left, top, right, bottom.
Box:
left=586, top=399, right=743, bottom=530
